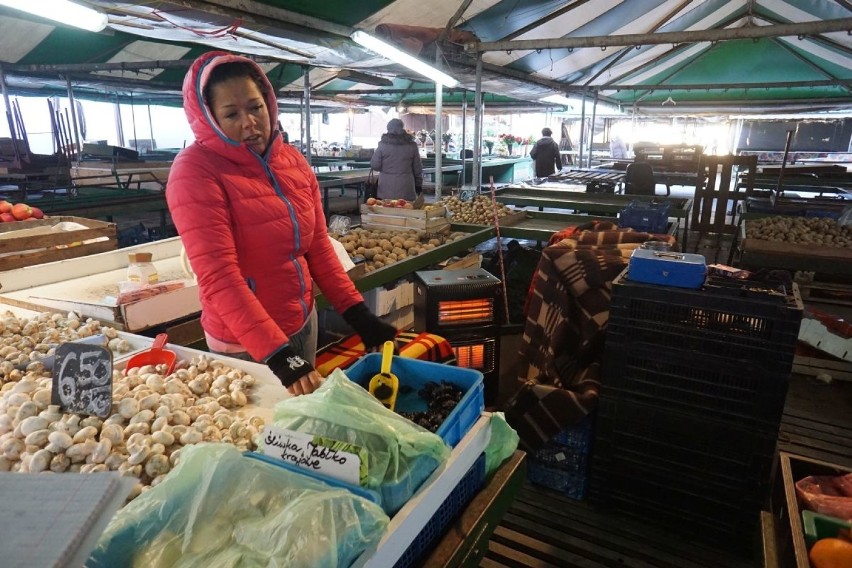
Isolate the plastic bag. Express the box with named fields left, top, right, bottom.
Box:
left=796, top=473, right=852, bottom=520
left=838, top=205, right=852, bottom=227
left=485, top=412, right=520, bottom=478
left=271, top=369, right=451, bottom=513
left=87, top=443, right=388, bottom=568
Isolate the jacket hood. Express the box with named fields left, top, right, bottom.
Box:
left=380, top=132, right=415, bottom=145
left=535, top=137, right=554, bottom=146
left=182, top=51, right=280, bottom=163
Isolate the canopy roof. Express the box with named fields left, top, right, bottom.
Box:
left=0, top=0, right=849, bottom=114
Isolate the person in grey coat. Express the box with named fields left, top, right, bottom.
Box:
left=529, top=127, right=563, bottom=178
left=371, top=118, right=424, bottom=203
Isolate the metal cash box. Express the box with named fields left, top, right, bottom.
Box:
left=628, top=248, right=706, bottom=289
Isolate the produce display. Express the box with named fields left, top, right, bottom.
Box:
left=398, top=381, right=464, bottom=432
left=0, top=311, right=265, bottom=501
left=795, top=470, right=852, bottom=567
left=746, top=216, right=852, bottom=248
left=438, top=194, right=515, bottom=225
left=364, top=197, right=440, bottom=211
left=0, top=200, right=44, bottom=223
left=332, top=227, right=470, bottom=273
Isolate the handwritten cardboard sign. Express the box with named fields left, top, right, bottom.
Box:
left=261, top=425, right=365, bottom=486
left=51, top=343, right=113, bottom=418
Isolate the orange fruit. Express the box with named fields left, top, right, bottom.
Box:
left=809, top=537, right=852, bottom=568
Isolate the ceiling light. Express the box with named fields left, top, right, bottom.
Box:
left=541, top=94, right=574, bottom=107
left=351, top=30, right=458, bottom=88
left=0, top=0, right=108, bottom=32
left=335, top=69, right=394, bottom=87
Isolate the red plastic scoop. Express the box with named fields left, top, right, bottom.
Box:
left=125, top=333, right=177, bottom=376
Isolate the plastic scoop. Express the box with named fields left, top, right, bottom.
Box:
left=369, top=341, right=399, bottom=411
left=124, top=333, right=176, bottom=376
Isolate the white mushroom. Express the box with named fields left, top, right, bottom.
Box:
left=29, top=449, right=52, bottom=473
left=179, top=429, right=203, bottom=445
left=66, top=439, right=97, bottom=463
left=89, top=439, right=112, bottom=464
left=46, top=431, right=73, bottom=453
left=72, top=426, right=99, bottom=444
left=50, top=453, right=70, bottom=473
left=127, top=445, right=150, bottom=466
left=118, top=397, right=140, bottom=419
left=144, top=454, right=170, bottom=478
left=99, top=423, right=123, bottom=445
left=151, top=430, right=175, bottom=446
left=24, top=429, right=50, bottom=448
left=19, top=416, right=49, bottom=437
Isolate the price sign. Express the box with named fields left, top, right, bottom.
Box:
left=459, top=188, right=477, bottom=202
left=261, top=425, right=366, bottom=485
left=51, top=343, right=113, bottom=418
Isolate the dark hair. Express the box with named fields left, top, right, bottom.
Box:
left=542, top=127, right=553, bottom=137
left=203, top=61, right=268, bottom=108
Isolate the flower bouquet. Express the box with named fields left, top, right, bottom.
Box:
left=498, top=133, right=523, bottom=155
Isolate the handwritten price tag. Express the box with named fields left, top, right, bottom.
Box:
left=261, top=426, right=364, bottom=485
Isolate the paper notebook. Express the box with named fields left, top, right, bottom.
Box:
left=0, top=472, right=134, bottom=568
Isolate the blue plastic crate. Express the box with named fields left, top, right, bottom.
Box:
left=619, top=199, right=670, bottom=234
left=394, top=454, right=486, bottom=568
left=527, top=460, right=588, bottom=500
left=344, top=354, right=485, bottom=448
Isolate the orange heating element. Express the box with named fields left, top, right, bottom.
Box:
left=455, top=344, right=486, bottom=368
left=438, top=299, right=494, bottom=324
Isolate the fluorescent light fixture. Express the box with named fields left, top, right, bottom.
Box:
left=0, top=0, right=108, bottom=32
left=351, top=30, right=458, bottom=88
left=335, top=69, right=394, bottom=87
left=541, top=94, right=574, bottom=107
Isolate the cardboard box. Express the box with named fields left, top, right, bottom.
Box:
left=364, top=281, right=414, bottom=317
left=381, top=304, right=414, bottom=331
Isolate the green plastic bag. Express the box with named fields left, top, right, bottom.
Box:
left=87, top=443, right=388, bottom=568
left=485, top=412, right=520, bottom=478
left=271, top=369, right=451, bottom=514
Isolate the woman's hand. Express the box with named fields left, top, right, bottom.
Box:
left=287, top=369, right=324, bottom=396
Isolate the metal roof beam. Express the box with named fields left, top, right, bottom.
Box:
left=183, top=0, right=352, bottom=38
left=469, top=17, right=852, bottom=52
left=500, top=0, right=593, bottom=42
left=5, top=58, right=280, bottom=74
left=599, top=79, right=852, bottom=91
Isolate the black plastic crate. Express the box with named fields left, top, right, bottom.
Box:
left=593, top=397, right=778, bottom=484
left=591, top=451, right=769, bottom=508
left=600, top=339, right=790, bottom=427
left=588, top=485, right=758, bottom=554
left=609, top=271, right=803, bottom=356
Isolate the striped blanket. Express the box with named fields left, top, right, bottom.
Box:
left=506, top=223, right=676, bottom=451
left=316, top=331, right=456, bottom=376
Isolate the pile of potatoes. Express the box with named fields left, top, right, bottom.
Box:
left=333, top=227, right=470, bottom=273
left=438, top=195, right=515, bottom=225
left=747, top=216, right=852, bottom=249
left=0, top=311, right=265, bottom=502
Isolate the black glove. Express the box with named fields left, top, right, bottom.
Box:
left=266, top=344, right=313, bottom=388
left=342, top=302, right=397, bottom=349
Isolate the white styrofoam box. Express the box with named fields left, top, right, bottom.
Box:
left=798, top=318, right=852, bottom=362
left=0, top=237, right=200, bottom=333
left=113, top=339, right=289, bottom=425
left=364, top=281, right=414, bottom=317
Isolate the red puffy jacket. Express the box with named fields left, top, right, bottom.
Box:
left=167, top=52, right=362, bottom=361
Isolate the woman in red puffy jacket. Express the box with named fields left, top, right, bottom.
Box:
left=167, top=52, right=395, bottom=395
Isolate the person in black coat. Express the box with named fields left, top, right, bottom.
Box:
left=529, top=127, right=563, bottom=178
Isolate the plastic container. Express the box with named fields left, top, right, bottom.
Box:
left=394, top=453, right=486, bottom=568
left=628, top=249, right=706, bottom=289
left=344, top=354, right=485, bottom=448
left=126, top=252, right=158, bottom=285
left=618, top=199, right=670, bottom=233
left=802, top=510, right=852, bottom=548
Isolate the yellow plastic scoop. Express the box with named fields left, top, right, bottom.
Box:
left=369, top=341, right=399, bottom=411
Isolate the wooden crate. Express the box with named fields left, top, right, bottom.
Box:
left=359, top=204, right=447, bottom=219
left=741, top=221, right=852, bottom=263
left=770, top=452, right=852, bottom=568
left=0, top=216, right=116, bottom=271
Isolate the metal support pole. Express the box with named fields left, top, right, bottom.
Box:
left=588, top=91, right=598, bottom=168
left=472, top=56, right=483, bottom=191
left=130, top=92, right=138, bottom=152
left=578, top=92, right=586, bottom=169
left=114, top=96, right=125, bottom=148
left=460, top=93, right=467, bottom=186
left=434, top=48, right=443, bottom=199
left=303, top=66, right=312, bottom=167
left=65, top=75, right=82, bottom=161
left=0, top=67, right=20, bottom=165
left=147, top=101, right=156, bottom=151
left=777, top=129, right=795, bottom=195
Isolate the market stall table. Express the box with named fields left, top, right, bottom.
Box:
left=493, top=186, right=693, bottom=249
left=71, top=161, right=172, bottom=190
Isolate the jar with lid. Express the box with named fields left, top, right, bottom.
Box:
left=127, top=252, right=159, bottom=285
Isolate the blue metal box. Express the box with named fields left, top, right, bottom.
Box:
left=628, top=249, right=706, bottom=289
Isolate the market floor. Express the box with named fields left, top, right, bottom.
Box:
left=482, top=371, right=852, bottom=568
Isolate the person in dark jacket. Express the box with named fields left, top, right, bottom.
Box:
left=529, top=127, right=563, bottom=178
left=168, top=52, right=395, bottom=396
left=370, top=118, right=424, bottom=203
